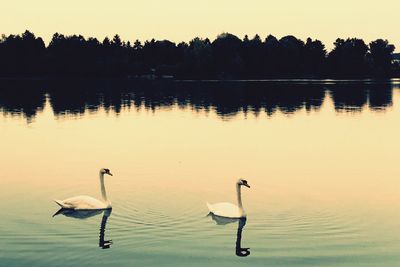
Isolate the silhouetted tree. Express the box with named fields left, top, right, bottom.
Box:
left=277, top=36, right=305, bottom=76
left=304, top=38, right=326, bottom=76
left=263, top=35, right=280, bottom=77
left=241, top=34, right=263, bottom=77
left=327, top=38, right=369, bottom=77
left=183, top=37, right=213, bottom=78
left=368, top=39, right=395, bottom=77
left=112, top=34, right=122, bottom=48
left=102, top=37, right=111, bottom=47
left=0, top=30, right=45, bottom=76
left=212, top=33, right=243, bottom=78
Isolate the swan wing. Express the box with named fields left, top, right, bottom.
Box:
left=55, top=195, right=108, bottom=210
left=207, top=202, right=244, bottom=218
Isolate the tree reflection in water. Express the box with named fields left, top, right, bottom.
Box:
left=0, top=80, right=396, bottom=122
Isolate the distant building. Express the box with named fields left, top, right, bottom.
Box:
left=393, top=53, right=400, bottom=63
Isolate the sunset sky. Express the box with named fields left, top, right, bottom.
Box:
left=2, top=0, right=399, bottom=51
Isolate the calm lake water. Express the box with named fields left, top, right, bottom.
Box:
left=1, top=79, right=400, bottom=266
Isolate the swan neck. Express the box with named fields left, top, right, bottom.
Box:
left=99, top=172, right=108, bottom=203
left=237, top=184, right=243, bottom=210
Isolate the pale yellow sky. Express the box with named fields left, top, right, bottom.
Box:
left=2, top=0, right=399, bottom=51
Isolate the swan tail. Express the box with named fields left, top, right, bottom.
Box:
left=54, top=199, right=70, bottom=209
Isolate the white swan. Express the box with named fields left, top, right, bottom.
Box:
left=207, top=179, right=250, bottom=218
left=54, top=168, right=113, bottom=210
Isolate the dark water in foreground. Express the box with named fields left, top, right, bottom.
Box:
left=1, top=80, right=400, bottom=267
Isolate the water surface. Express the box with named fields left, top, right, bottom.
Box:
left=1, top=80, right=400, bottom=266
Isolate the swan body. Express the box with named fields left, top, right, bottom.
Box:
left=54, top=168, right=113, bottom=210
left=207, top=179, right=250, bottom=219
left=207, top=202, right=243, bottom=219
left=55, top=196, right=110, bottom=210
left=53, top=207, right=112, bottom=220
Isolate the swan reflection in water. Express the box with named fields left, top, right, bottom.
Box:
left=209, top=213, right=250, bottom=257
left=53, top=208, right=113, bottom=249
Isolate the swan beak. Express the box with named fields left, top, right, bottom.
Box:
left=243, top=183, right=250, bottom=188
left=108, top=172, right=113, bottom=176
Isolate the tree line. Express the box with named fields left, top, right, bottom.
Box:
left=0, top=30, right=399, bottom=79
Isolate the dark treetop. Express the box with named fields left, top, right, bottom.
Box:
left=0, top=31, right=399, bottom=79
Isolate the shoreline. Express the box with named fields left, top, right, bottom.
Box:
left=0, top=76, right=399, bottom=84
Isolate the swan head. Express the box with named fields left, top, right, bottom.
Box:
left=100, top=168, right=113, bottom=176
left=237, top=179, right=250, bottom=188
